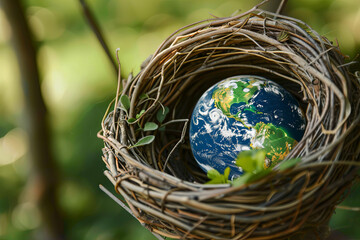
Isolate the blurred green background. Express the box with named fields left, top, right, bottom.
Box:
left=0, top=0, right=359, bottom=239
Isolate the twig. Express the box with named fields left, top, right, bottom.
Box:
left=99, top=184, right=165, bottom=240
left=99, top=184, right=138, bottom=219
left=163, top=119, right=188, bottom=171
left=276, top=0, right=288, bottom=16
left=79, top=0, right=118, bottom=76
left=336, top=205, right=360, bottom=211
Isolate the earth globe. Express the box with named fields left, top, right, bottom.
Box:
left=189, top=75, right=306, bottom=179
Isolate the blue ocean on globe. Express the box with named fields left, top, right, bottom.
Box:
left=189, top=75, right=306, bottom=179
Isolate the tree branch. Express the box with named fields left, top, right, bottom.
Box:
left=1, top=0, right=65, bottom=239
left=79, top=0, right=119, bottom=78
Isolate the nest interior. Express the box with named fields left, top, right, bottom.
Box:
left=99, top=6, right=360, bottom=240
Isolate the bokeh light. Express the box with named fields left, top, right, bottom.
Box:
left=11, top=201, right=41, bottom=231
left=0, top=128, right=28, bottom=166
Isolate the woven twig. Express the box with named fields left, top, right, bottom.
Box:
left=98, top=4, right=360, bottom=240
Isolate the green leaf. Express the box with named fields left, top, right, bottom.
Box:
left=206, top=167, right=231, bottom=184
left=232, top=168, right=271, bottom=187
left=143, top=122, right=158, bottom=131
left=207, top=169, right=221, bottom=179
left=207, top=177, right=227, bottom=184
left=232, top=172, right=253, bottom=187
left=136, top=109, right=145, bottom=119
left=224, top=167, right=230, bottom=179
left=247, top=169, right=271, bottom=183
left=235, top=149, right=266, bottom=173
left=278, top=158, right=301, bottom=171
left=127, top=118, right=136, bottom=124
left=233, top=149, right=271, bottom=187
left=120, top=95, right=130, bottom=111
left=129, top=135, right=155, bottom=148
left=156, top=107, right=169, bottom=123
left=139, top=93, right=149, bottom=100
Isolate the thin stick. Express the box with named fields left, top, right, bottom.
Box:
left=113, top=48, right=122, bottom=139
left=99, top=184, right=165, bottom=240
left=163, top=120, right=188, bottom=171
left=276, top=0, right=288, bottom=16
left=79, top=0, right=118, bottom=76
left=99, top=184, right=136, bottom=218
left=336, top=205, right=360, bottom=211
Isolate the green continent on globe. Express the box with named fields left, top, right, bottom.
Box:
left=212, top=78, right=265, bottom=126
left=251, top=122, right=298, bottom=168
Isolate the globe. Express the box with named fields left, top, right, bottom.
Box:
left=189, top=75, right=306, bottom=179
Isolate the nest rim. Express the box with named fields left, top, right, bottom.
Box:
left=99, top=5, right=360, bottom=240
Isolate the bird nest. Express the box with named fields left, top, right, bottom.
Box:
left=98, top=5, right=360, bottom=240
